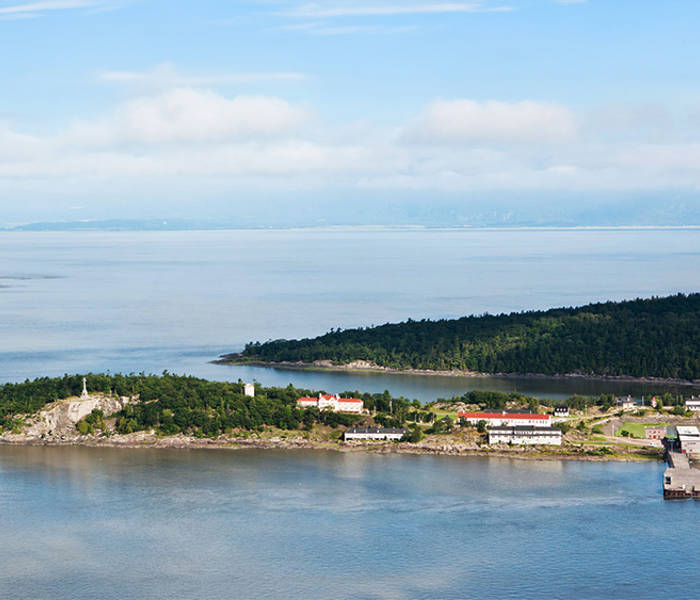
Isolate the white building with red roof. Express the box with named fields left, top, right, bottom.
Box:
left=297, top=393, right=364, bottom=414
left=458, top=411, right=551, bottom=428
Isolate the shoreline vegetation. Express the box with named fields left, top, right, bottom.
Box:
left=224, top=293, right=700, bottom=383
left=0, top=373, right=690, bottom=463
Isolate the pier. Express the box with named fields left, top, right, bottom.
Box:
left=663, top=449, right=700, bottom=500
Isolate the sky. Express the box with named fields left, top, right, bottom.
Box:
left=1, top=0, right=700, bottom=226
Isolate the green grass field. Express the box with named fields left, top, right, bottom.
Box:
left=616, top=422, right=668, bottom=439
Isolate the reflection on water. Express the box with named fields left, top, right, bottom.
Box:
left=0, top=446, right=695, bottom=599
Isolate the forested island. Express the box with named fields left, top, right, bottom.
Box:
left=224, top=293, right=700, bottom=381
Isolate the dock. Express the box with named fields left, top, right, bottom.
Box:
left=663, top=450, right=700, bottom=499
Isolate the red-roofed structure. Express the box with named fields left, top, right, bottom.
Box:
left=297, top=394, right=364, bottom=414
left=458, top=411, right=551, bottom=428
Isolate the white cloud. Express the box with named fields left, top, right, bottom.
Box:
left=280, top=21, right=418, bottom=35
left=0, top=0, right=106, bottom=17
left=280, top=2, right=512, bottom=18
left=2, top=91, right=700, bottom=194
left=64, top=88, right=309, bottom=146
left=98, top=63, right=307, bottom=89
left=403, top=99, right=577, bottom=144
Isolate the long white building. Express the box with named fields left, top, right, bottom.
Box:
left=488, top=426, right=562, bottom=446
left=344, top=427, right=409, bottom=441
left=297, top=393, right=364, bottom=414
left=458, top=411, right=552, bottom=428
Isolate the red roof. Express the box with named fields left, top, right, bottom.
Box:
left=457, top=412, right=550, bottom=420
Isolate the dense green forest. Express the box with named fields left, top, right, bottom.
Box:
left=234, top=293, right=700, bottom=380
left=0, top=373, right=420, bottom=436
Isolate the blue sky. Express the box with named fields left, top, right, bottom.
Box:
left=2, top=0, right=700, bottom=225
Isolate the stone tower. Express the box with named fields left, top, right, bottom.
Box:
left=80, top=377, right=89, bottom=400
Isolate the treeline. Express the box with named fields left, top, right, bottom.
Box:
left=438, top=390, right=611, bottom=412
left=236, top=294, right=700, bottom=380
left=0, top=373, right=419, bottom=437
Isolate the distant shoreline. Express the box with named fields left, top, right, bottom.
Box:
left=214, top=357, right=700, bottom=389
left=5, top=224, right=700, bottom=233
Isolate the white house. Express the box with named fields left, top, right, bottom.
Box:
left=553, top=406, right=570, bottom=417
left=615, top=395, right=636, bottom=411
left=297, top=394, right=364, bottom=414
left=488, top=426, right=562, bottom=446
left=458, top=411, right=552, bottom=428
left=243, top=383, right=255, bottom=398
left=344, top=427, right=409, bottom=441
left=684, top=397, right=700, bottom=412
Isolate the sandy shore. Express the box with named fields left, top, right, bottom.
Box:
left=214, top=356, right=700, bottom=388
left=0, top=432, right=663, bottom=463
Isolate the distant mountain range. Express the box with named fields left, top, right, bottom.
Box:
left=3, top=194, right=700, bottom=230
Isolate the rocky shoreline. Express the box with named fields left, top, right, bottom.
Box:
left=0, top=432, right=663, bottom=463
left=214, top=356, right=700, bottom=388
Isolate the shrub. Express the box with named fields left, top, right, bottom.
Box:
left=76, top=420, right=91, bottom=435
left=554, top=422, right=571, bottom=434
left=402, top=427, right=423, bottom=443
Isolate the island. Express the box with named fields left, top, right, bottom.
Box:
left=3, top=372, right=699, bottom=467
left=218, top=293, right=700, bottom=384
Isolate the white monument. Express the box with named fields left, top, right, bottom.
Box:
left=80, top=377, right=89, bottom=400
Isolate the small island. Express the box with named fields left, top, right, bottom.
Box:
left=3, top=373, right=699, bottom=467
left=218, top=293, right=700, bottom=384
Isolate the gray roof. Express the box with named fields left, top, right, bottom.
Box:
left=345, top=427, right=409, bottom=434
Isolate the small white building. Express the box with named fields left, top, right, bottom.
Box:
left=297, top=393, right=364, bottom=414
left=553, top=406, right=570, bottom=417
left=615, top=395, right=636, bottom=411
left=243, top=383, right=255, bottom=398
left=676, top=426, right=700, bottom=454
left=684, top=398, right=700, bottom=412
left=458, top=411, right=552, bottom=428
left=488, top=426, right=562, bottom=446
left=344, top=427, right=409, bottom=441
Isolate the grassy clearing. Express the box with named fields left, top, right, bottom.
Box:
left=616, top=422, right=668, bottom=439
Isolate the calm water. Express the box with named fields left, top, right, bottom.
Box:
left=1, top=229, right=699, bottom=599
left=1, top=228, right=699, bottom=400
left=0, top=446, right=694, bottom=600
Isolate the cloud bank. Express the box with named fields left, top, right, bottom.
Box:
left=1, top=85, right=700, bottom=199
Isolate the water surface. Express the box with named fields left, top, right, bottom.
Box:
left=0, top=446, right=692, bottom=600
left=1, top=228, right=698, bottom=400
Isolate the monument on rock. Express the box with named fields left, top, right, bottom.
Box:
left=80, top=377, right=89, bottom=400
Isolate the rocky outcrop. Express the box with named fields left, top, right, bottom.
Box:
left=3, top=394, right=134, bottom=441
